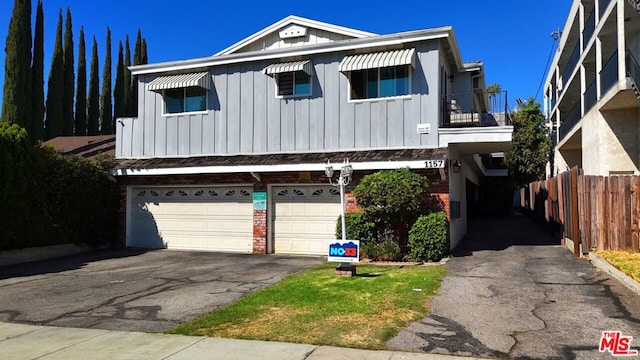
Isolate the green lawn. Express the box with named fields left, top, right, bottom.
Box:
left=596, top=250, right=640, bottom=282
left=169, top=262, right=446, bottom=350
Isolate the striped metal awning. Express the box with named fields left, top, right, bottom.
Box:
left=339, top=48, right=416, bottom=72
left=263, top=60, right=313, bottom=76
left=147, top=72, right=211, bottom=92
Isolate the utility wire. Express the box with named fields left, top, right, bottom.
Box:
left=534, top=30, right=561, bottom=103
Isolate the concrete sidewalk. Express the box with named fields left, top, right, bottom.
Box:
left=0, top=322, right=483, bottom=360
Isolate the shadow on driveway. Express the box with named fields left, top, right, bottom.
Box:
left=453, top=212, right=561, bottom=256
left=0, top=248, right=154, bottom=280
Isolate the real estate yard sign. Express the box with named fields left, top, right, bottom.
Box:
left=328, top=241, right=360, bottom=263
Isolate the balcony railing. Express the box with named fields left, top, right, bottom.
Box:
left=600, top=0, right=612, bottom=18
left=441, top=90, right=511, bottom=128
left=584, top=79, right=597, bottom=113
left=562, top=42, right=581, bottom=90
left=627, top=50, right=640, bottom=94
left=558, top=100, right=581, bottom=141
left=583, top=8, right=595, bottom=50
left=600, top=50, right=619, bottom=96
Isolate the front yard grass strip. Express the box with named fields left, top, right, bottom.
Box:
left=595, top=250, right=640, bottom=282
left=168, top=262, right=446, bottom=350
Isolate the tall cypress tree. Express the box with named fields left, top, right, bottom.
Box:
left=100, top=27, right=113, bottom=134
left=62, top=7, right=74, bottom=135
left=141, top=38, right=148, bottom=64
left=74, top=27, right=87, bottom=136
left=123, top=36, right=132, bottom=116
left=1, top=0, right=32, bottom=126
left=131, top=29, right=143, bottom=117
left=45, top=10, right=64, bottom=140
left=113, top=41, right=124, bottom=120
left=87, top=36, right=99, bottom=136
left=30, top=0, right=45, bottom=141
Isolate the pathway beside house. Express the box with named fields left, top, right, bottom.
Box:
left=388, top=213, right=640, bottom=359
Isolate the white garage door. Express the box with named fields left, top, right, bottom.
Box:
left=273, top=186, right=342, bottom=255
left=129, top=186, right=253, bottom=252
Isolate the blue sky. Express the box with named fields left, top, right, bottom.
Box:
left=0, top=0, right=572, bottom=111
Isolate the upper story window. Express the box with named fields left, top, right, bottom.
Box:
left=349, top=66, right=410, bottom=100
left=264, top=60, right=313, bottom=98
left=146, top=71, right=210, bottom=115
left=165, top=87, right=207, bottom=114
left=339, top=48, right=415, bottom=101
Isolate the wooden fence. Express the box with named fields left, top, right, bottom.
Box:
left=519, top=167, right=640, bottom=256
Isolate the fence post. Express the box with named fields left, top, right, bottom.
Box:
left=571, top=168, right=580, bottom=257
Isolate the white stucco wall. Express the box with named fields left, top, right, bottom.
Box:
left=582, top=107, right=640, bottom=175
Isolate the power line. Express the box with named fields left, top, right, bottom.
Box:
left=534, top=29, right=561, bottom=103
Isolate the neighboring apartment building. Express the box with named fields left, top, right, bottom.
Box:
left=545, top=0, right=640, bottom=176
left=112, top=16, right=512, bottom=255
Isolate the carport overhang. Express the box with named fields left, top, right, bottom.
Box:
left=439, top=126, right=513, bottom=155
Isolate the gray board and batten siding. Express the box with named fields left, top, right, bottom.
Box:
left=117, top=41, right=442, bottom=159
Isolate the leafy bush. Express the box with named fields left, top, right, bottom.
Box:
left=408, top=211, right=449, bottom=262
left=0, top=122, right=30, bottom=246
left=0, top=125, right=119, bottom=250
left=362, top=240, right=403, bottom=262
left=353, top=168, right=430, bottom=251
left=335, top=211, right=376, bottom=242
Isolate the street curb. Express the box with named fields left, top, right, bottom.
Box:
left=589, top=253, right=640, bottom=296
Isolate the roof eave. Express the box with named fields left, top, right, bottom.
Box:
left=130, top=26, right=457, bottom=76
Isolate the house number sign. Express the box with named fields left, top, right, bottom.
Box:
left=425, top=160, right=445, bottom=169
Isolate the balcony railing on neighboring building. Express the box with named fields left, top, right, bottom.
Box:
left=584, top=79, right=597, bottom=113
left=558, top=100, right=581, bottom=141
left=562, top=43, right=581, bottom=91
left=583, top=8, right=596, bottom=50
left=627, top=50, right=640, bottom=101
left=600, top=50, right=619, bottom=96
left=600, top=0, right=612, bottom=18
left=441, top=90, right=511, bottom=127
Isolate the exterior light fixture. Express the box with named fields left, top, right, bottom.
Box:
left=452, top=160, right=462, bottom=173
left=325, top=160, right=353, bottom=242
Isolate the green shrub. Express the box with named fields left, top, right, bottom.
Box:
left=0, top=122, right=30, bottom=247
left=335, top=211, right=376, bottom=242
left=353, top=168, right=430, bottom=252
left=362, top=240, right=403, bottom=262
left=408, top=212, right=449, bottom=262
left=0, top=127, right=119, bottom=250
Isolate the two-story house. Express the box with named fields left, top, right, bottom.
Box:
left=545, top=0, right=640, bottom=176
left=112, top=16, right=513, bottom=255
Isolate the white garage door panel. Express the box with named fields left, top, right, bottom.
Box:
left=273, top=186, right=342, bottom=255
left=129, top=187, right=253, bottom=252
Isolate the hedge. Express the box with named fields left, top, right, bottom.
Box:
left=0, top=123, right=119, bottom=250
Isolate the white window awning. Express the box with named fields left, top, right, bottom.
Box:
left=147, top=72, right=211, bottom=92
left=263, top=60, right=313, bottom=76
left=339, top=48, right=416, bottom=72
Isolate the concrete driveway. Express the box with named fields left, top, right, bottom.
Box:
left=0, top=250, right=323, bottom=332
left=388, top=214, right=640, bottom=359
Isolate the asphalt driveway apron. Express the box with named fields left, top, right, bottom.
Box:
left=388, top=213, right=640, bottom=359
left=0, top=250, right=322, bottom=332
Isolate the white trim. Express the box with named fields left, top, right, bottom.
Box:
left=130, top=28, right=459, bottom=76
left=112, top=160, right=436, bottom=177
left=215, top=15, right=376, bottom=56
